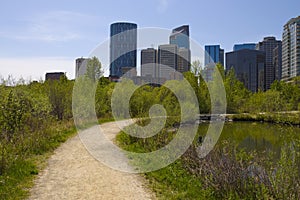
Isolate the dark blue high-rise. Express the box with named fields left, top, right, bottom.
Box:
left=169, top=25, right=190, bottom=49
left=204, top=45, right=224, bottom=66
left=110, top=22, right=137, bottom=78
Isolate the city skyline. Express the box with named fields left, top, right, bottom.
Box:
left=0, top=0, right=299, bottom=80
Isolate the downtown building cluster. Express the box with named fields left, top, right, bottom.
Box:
left=75, top=16, right=300, bottom=92
left=207, top=16, right=300, bottom=92
left=75, top=23, right=191, bottom=85
left=109, top=23, right=191, bottom=84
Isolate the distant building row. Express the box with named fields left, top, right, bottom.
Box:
left=108, top=23, right=191, bottom=82
left=204, top=16, right=300, bottom=92
left=74, top=16, right=300, bottom=92
left=141, top=26, right=190, bottom=80
left=206, top=37, right=282, bottom=92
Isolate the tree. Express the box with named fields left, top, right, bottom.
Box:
left=210, top=63, right=226, bottom=114
left=85, top=56, right=102, bottom=82
left=95, top=78, right=114, bottom=118
left=225, top=68, right=250, bottom=113
left=191, top=60, right=202, bottom=76
left=48, top=75, right=73, bottom=120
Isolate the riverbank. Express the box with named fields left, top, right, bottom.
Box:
left=116, top=120, right=300, bottom=199
left=228, top=111, right=300, bottom=125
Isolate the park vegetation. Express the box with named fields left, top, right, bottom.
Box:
left=115, top=62, right=300, bottom=199
left=1, top=58, right=300, bottom=199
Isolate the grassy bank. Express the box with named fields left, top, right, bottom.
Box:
left=116, top=121, right=300, bottom=199
left=116, top=127, right=210, bottom=199
left=0, top=121, right=77, bottom=200
left=229, top=112, right=300, bottom=125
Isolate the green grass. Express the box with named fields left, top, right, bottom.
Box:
left=0, top=121, right=77, bottom=200
left=116, top=120, right=300, bottom=199
left=144, top=160, right=212, bottom=200
left=230, top=112, right=300, bottom=125
left=98, top=117, right=115, bottom=124
left=0, top=117, right=117, bottom=200
left=116, top=129, right=212, bottom=200
left=0, top=159, right=38, bottom=200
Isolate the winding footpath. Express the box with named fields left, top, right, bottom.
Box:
left=29, top=121, right=155, bottom=200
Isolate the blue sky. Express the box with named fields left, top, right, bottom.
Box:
left=0, top=0, right=299, bottom=80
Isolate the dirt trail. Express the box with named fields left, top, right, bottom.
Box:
left=29, top=121, right=155, bottom=200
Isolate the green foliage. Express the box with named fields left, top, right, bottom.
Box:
left=117, top=119, right=300, bottom=199
left=85, top=56, right=102, bottom=82
left=48, top=75, right=73, bottom=120
left=243, top=79, right=300, bottom=113
left=225, top=68, right=250, bottom=113
left=0, top=159, right=38, bottom=200
left=270, top=142, right=300, bottom=199
left=72, top=76, right=98, bottom=126
left=0, top=78, right=76, bottom=199
left=95, top=77, right=114, bottom=118
left=129, top=85, right=157, bottom=118
left=191, top=59, right=202, bottom=76
left=145, top=160, right=209, bottom=200
left=210, top=63, right=226, bottom=114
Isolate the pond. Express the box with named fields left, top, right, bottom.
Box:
left=197, top=121, right=300, bottom=159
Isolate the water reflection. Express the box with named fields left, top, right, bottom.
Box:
left=197, top=122, right=300, bottom=159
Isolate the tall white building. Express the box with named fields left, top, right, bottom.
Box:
left=282, top=16, right=300, bottom=81
left=75, top=57, right=89, bottom=78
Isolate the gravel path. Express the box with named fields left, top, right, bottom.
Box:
left=29, top=121, right=155, bottom=200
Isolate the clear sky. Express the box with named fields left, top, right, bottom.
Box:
left=0, top=0, right=299, bottom=80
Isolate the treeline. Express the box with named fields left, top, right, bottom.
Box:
left=95, top=63, right=300, bottom=120
left=198, top=63, right=300, bottom=114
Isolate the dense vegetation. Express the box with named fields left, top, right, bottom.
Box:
left=117, top=121, right=300, bottom=199
left=0, top=57, right=103, bottom=199
left=0, top=77, right=76, bottom=199
left=1, top=59, right=300, bottom=199
left=121, top=63, right=300, bottom=117
left=115, top=63, right=300, bottom=199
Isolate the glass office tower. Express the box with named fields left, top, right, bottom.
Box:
left=110, top=22, right=137, bottom=78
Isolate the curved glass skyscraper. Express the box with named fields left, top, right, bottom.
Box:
left=110, top=22, right=137, bottom=78
left=169, top=25, right=190, bottom=49
left=169, top=25, right=191, bottom=73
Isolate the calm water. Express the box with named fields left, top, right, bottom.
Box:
left=197, top=122, right=300, bottom=158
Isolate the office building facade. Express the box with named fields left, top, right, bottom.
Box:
left=282, top=16, right=300, bottom=81
left=158, top=44, right=177, bottom=80
left=203, top=45, right=224, bottom=81
left=169, top=25, right=191, bottom=73
left=141, top=48, right=158, bottom=78
left=45, top=72, right=66, bottom=81
left=75, top=57, right=89, bottom=78
left=177, top=47, right=191, bottom=73
left=226, top=49, right=265, bottom=92
left=204, top=45, right=224, bottom=66
left=273, top=44, right=282, bottom=81
left=110, top=22, right=137, bottom=78
left=233, top=43, right=256, bottom=51
left=169, top=25, right=190, bottom=49
left=256, top=36, right=282, bottom=90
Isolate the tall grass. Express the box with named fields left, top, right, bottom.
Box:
left=116, top=121, right=300, bottom=199
left=0, top=80, right=76, bottom=199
